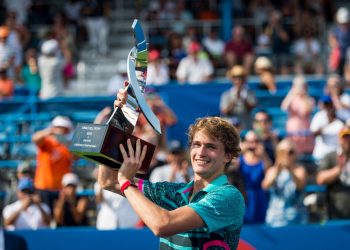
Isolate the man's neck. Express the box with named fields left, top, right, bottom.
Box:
left=192, top=171, right=223, bottom=195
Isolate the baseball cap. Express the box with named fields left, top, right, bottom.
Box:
left=255, top=57, right=273, bottom=70
left=148, top=49, right=160, bottom=61
left=168, top=140, right=184, bottom=154
left=336, top=7, right=350, bottom=24
left=51, top=116, right=73, bottom=130
left=339, top=127, right=350, bottom=138
left=227, top=65, right=246, bottom=78
left=62, top=173, right=80, bottom=187
left=17, top=177, right=35, bottom=192
left=41, top=39, right=59, bottom=55
left=188, top=41, right=201, bottom=53
left=319, top=95, right=332, bottom=104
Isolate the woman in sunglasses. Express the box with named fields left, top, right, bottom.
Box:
left=262, top=139, right=307, bottom=227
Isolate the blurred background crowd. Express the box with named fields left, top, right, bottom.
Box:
left=0, top=0, right=350, bottom=233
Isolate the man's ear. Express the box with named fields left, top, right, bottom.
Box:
left=225, top=153, right=233, bottom=165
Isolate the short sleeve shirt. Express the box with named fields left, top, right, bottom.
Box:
left=138, top=175, right=245, bottom=249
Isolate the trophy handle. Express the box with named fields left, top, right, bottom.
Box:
left=127, top=19, right=162, bottom=135
left=127, top=55, right=161, bottom=134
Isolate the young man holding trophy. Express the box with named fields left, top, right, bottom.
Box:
left=99, top=87, right=244, bottom=249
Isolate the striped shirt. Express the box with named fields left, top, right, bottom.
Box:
left=138, top=175, right=245, bottom=249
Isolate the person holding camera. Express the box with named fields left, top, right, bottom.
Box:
left=2, top=178, right=51, bottom=230
left=236, top=130, right=271, bottom=224
left=262, top=139, right=307, bottom=227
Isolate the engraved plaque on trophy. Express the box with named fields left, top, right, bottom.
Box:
left=69, top=19, right=161, bottom=175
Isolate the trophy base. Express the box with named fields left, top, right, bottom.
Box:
left=69, top=123, right=155, bottom=175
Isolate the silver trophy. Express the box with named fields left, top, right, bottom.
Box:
left=70, top=20, right=161, bottom=175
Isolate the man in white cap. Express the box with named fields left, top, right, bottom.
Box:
left=32, top=115, right=74, bottom=212
left=38, top=38, right=65, bottom=99
left=53, top=172, right=89, bottom=227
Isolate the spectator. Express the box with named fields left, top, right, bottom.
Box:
left=202, top=27, right=225, bottom=69
left=64, top=0, right=83, bottom=23
left=54, top=173, right=89, bottom=227
left=167, top=32, right=186, bottom=80
left=281, top=76, right=315, bottom=155
left=324, top=74, right=350, bottom=123
left=293, top=29, right=323, bottom=75
left=253, top=110, right=278, bottom=164
left=38, top=39, right=65, bottom=99
left=220, top=65, right=257, bottom=130
left=310, top=96, right=344, bottom=162
left=316, top=126, right=350, bottom=219
left=266, top=10, right=292, bottom=74
left=21, top=48, right=41, bottom=94
left=2, top=177, right=51, bottom=230
left=4, top=161, right=34, bottom=205
left=51, top=11, right=76, bottom=88
left=5, top=10, right=30, bottom=52
left=95, top=179, right=139, bottom=229
left=81, top=0, right=110, bottom=56
left=328, top=7, right=350, bottom=76
left=254, top=56, right=277, bottom=94
left=176, top=41, right=214, bottom=84
left=0, top=26, right=17, bottom=82
left=0, top=67, right=14, bottom=100
left=224, top=25, right=254, bottom=74
left=146, top=49, right=169, bottom=86
left=235, top=130, right=270, bottom=224
left=32, top=115, right=74, bottom=211
left=4, top=11, right=30, bottom=84
left=262, top=139, right=307, bottom=227
left=150, top=140, right=192, bottom=183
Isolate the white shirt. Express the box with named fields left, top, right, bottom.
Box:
left=146, top=62, right=169, bottom=86
left=202, top=37, right=225, bottom=57
left=2, top=200, right=51, bottom=230
left=176, top=56, right=214, bottom=84
left=94, top=183, right=139, bottom=230
left=38, top=55, right=65, bottom=99
left=310, top=110, right=344, bottom=160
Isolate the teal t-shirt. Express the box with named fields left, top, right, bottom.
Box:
left=21, top=65, right=41, bottom=93
left=139, top=175, right=245, bottom=249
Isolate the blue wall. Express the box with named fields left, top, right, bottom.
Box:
left=7, top=221, right=350, bottom=250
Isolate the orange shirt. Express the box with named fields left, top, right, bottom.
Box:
left=0, top=78, right=14, bottom=98
left=34, top=135, right=73, bottom=191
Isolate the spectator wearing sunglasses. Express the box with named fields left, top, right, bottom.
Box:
left=262, top=139, right=307, bottom=227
